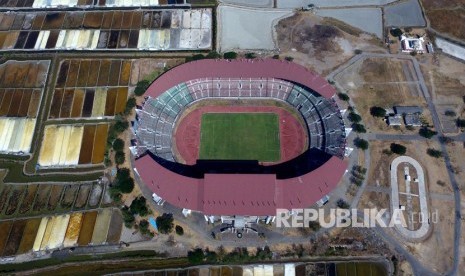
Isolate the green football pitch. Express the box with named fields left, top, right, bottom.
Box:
left=199, top=113, right=281, bottom=162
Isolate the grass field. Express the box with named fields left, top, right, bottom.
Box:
left=199, top=113, right=280, bottom=162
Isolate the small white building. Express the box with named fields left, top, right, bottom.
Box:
left=400, top=35, right=425, bottom=54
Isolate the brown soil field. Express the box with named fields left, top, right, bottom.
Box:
left=111, top=11, right=123, bottom=29
left=2, top=220, right=26, bottom=256
left=2, top=32, right=19, bottom=49
left=74, top=185, right=91, bottom=209
left=0, top=90, right=13, bottom=116
left=27, top=89, right=42, bottom=117
left=87, top=61, right=100, bottom=87
left=8, top=89, right=23, bottom=116
left=115, top=88, right=128, bottom=114
left=421, top=0, right=465, bottom=41
left=0, top=221, right=13, bottom=256
left=16, top=218, right=41, bottom=254
left=106, top=210, right=122, bottom=244
left=82, top=89, right=95, bottom=117
left=59, top=89, right=74, bottom=118
left=97, top=60, right=111, bottom=86
left=101, top=12, right=113, bottom=29
left=43, top=13, right=65, bottom=29
left=76, top=60, right=91, bottom=87
left=49, top=89, right=63, bottom=118
left=19, top=184, right=38, bottom=214
left=367, top=140, right=452, bottom=195
left=12, top=63, right=30, bottom=86
left=83, top=12, right=104, bottom=28
left=78, top=125, right=96, bottom=164
left=122, top=11, right=133, bottom=28
left=61, top=185, right=79, bottom=208
left=119, top=60, right=131, bottom=86
left=47, top=185, right=64, bottom=211
left=32, top=184, right=51, bottom=212
left=77, top=211, right=98, bottom=246
left=108, top=60, right=121, bottom=85
left=5, top=186, right=26, bottom=216
left=0, top=185, right=12, bottom=214
left=131, top=11, right=142, bottom=28
left=0, top=14, right=15, bottom=31
left=65, top=60, right=80, bottom=88
left=91, top=124, right=109, bottom=164
left=56, top=61, right=70, bottom=88
left=104, top=88, right=117, bottom=116
left=32, top=14, right=45, bottom=29
left=70, top=89, right=85, bottom=118
left=17, top=89, right=32, bottom=117
left=63, top=13, right=85, bottom=29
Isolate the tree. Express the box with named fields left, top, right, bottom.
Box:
left=272, top=54, right=280, bottom=59
left=245, top=52, right=256, bottom=59
left=347, top=112, right=362, bottom=123
left=284, top=56, right=294, bottom=62
left=114, top=120, right=129, bottom=133
left=336, top=199, right=350, bottom=209
left=175, top=225, right=184, bottom=236
left=390, top=143, right=406, bottom=155
left=114, top=151, right=126, bottom=165
left=354, top=138, right=369, bottom=150
left=187, top=248, right=204, bottom=264
left=130, top=196, right=149, bottom=217
left=352, top=123, right=366, bottom=133
left=156, top=213, right=174, bottom=234
left=445, top=110, right=456, bottom=117
left=121, top=206, right=135, bottom=228
left=223, top=51, right=237, bottom=59
left=390, top=28, right=403, bottom=37
left=370, top=106, right=386, bottom=117
left=354, top=49, right=363, bottom=55
left=308, top=221, right=321, bottom=231
left=125, top=97, right=136, bottom=115
left=134, top=80, right=150, bottom=96
left=337, top=93, right=350, bottom=101
left=206, top=51, right=220, bottom=59
left=456, top=118, right=465, bottom=128
left=113, top=168, right=134, bottom=194
left=419, top=127, right=437, bottom=139
left=139, top=219, right=152, bottom=236
left=112, top=138, right=125, bottom=151
left=427, top=148, right=442, bottom=158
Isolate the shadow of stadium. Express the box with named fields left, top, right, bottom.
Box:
left=145, top=147, right=332, bottom=180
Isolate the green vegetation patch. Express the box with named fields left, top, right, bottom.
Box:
left=199, top=113, right=280, bottom=162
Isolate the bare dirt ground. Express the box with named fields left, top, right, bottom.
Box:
left=336, top=57, right=431, bottom=133
left=275, top=12, right=385, bottom=76
left=130, top=58, right=184, bottom=85
left=421, top=0, right=465, bottom=41
left=366, top=140, right=452, bottom=194
left=420, top=54, right=465, bottom=133
left=361, top=139, right=455, bottom=273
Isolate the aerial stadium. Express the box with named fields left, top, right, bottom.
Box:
left=131, top=59, right=347, bottom=218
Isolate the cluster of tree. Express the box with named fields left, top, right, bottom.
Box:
left=350, top=165, right=367, bottom=186
left=134, top=79, right=151, bottom=96
left=175, top=225, right=184, bottom=236
left=138, top=219, right=153, bottom=237
left=187, top=246, right=272, bottom=265
left=337, top=93, right=350, bottom=101
left=352, top=123, right=366, bottom=133
left=105, top=116, right=130, bottom=167
left=419, top=127, right=437, bottom=139
left=156, top=213, right=174, bottom=234
left=347, top=112, right=362, bottom=123
left=427, top=148, right=443, bottom=158
left=130, top=196, right=149, bottom=217
left=336, top=199, right=350, bottom=209
left=110, top=168, right=135, bottom=202
left=457, top=118, right=465, bottom=128
left=354, top=137, right=369, bottom=150
left=370, top=106, right=386, bottom=117
left=390, top=143, right=407, bottom=155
